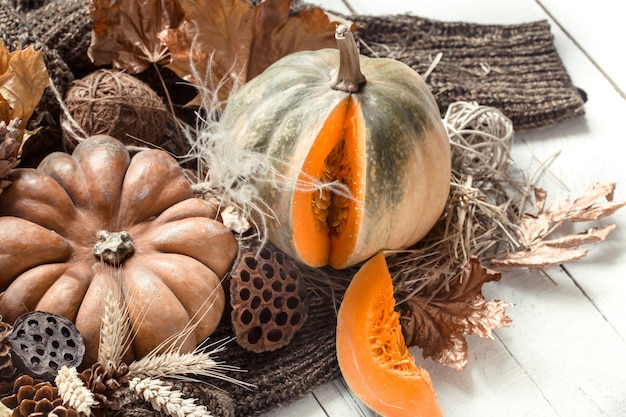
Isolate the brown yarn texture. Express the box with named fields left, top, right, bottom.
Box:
left=1, top=0, right=586, bottom=416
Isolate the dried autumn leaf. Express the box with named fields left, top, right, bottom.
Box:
left=400, top=257, right=512, bottom=370
left=0, top=41, right=49, bottom=126
left=491, top=182, right=626, bottom=269
left=88, top=0, right=185, bottom=73
left=161, top=0, right=345, bottom=101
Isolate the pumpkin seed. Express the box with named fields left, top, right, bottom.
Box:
left=311, top=139, right=352, bottom=234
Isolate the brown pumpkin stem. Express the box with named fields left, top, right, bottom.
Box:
left=93, top=230, right=135, bottom=265
left=330, top=24, right=366, bottom=93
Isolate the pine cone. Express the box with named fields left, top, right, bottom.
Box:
left=0, top=316, right=17, bottom=396
left=79, top=361, right=131, bottom=411
left=0, top=374, right=79, bottom=417
left=0, top=118, right=22, bottom=194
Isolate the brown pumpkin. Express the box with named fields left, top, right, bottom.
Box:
left=0, top=135, right=238, bottom=365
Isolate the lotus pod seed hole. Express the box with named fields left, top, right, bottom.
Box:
left=28, top=319, right=38, bottom=328
left=47, top=317, right=57, bottom=324
left=66, top=339, right=76, bottom=348
left=276, top=312, right=288, bottom=326
left=275, top=252, right=285, bottom=264
left=240, top=270, right=251, bottom=282
left=33, top=335, right=42, bottom=343
left=61, top=327, right=70, bottom=338
left=291, top=312, right=302, bottom=326
left=262, top=264, right=275, bottom=278
left=241, top=310, right=253, bottom=325
left=287, top=297, right=299, bottom=309
left=49, top=361, right=58, bottom=370
left=260, top=248, right=271, bottom=259
left=267, top=329, right=283, bottom=342
left=45, top=327, right=54, bottom=336
left=245, top=257, right=258, bottom=270
left=260, top=308, right=272, bottom=324
left=240, top=288, right=250, bottom=301
left=253, top=277, right=264, bottom=290
left=93, top=230, right=135, bottom=264
left=248, top=327, right=262, bottom=344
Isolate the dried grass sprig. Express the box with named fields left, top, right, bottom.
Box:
left=55, top=366, right=98, bottom=416
left=130, top=377, right=214, bottom=417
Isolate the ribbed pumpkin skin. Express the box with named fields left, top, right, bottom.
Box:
left=0, top=135, right=238, bottom=365
left=222, top=48, right=451, bottom=269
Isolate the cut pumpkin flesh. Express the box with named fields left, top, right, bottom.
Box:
left=292, top=96, right=364, bottom=269
left=337, top=252, right=443, bottom=417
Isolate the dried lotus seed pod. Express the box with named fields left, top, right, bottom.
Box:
left=230, top=243, right=308, bottom=352
left=8, top=311, right=85, bottom=381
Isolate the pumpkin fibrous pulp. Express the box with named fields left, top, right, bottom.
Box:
left=337, top=252, right=443, bottom=417
left=221, top=24, right=451, bottom=269
left=0, top=135, right=238, bottom=365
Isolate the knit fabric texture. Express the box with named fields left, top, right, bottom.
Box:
left=1, top=1, right=585, bottom=416
left=351, top=14, right=586, bottom=129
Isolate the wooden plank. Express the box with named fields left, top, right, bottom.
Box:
left=536, top=0, right=626, bottom=97
left=261, top=393, right=329, bottom=417
left=418, top=335, right=559, bottom=417
left=312, top=379, right=375, bottom=416
left=509, top=34, right=626, bottom=340
left=485, top=267, right=626, bottom=416
left=347, top=0, right=547, bottom=23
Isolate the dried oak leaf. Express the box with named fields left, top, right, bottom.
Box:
left=0, top=41, right=49, bottom=127
left=400, top=256, right=512, bottom=371
left=161, top=0, right=346, bottom=102
left=491, top=182, right=626, bottom=269
left=88, top=0, right=185, bottom=73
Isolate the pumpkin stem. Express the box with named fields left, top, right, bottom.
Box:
left=330, top=24, right=366, bottom=93
left=93, top=230, right=135, bottom=265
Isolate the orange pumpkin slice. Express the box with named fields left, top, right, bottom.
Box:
left=337, top=252, right=443, bottom=417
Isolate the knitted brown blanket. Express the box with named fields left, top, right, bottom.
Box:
left=1, top=1, right=586, bottom=416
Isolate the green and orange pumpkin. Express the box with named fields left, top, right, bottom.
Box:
left=221, top=24, right=451, bottom=269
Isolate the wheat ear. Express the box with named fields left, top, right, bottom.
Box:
left=130, top=377, right=214, bottom=417
left=55, top=366, right=98, bottom=416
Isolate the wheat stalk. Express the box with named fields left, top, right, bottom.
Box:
left=98, top=271, right=134, bottom=364
left=130, top=377, right=214, bottom=417
left=55, top=366, right=97, bottom=416
left=129, top=347, right=253, bottom=389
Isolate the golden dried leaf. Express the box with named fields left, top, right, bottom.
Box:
left=491, top=182, right=626, bottom=269
left=0, top=41, right=49, bottom=125
left=88, top=0, right=185, bottom=73
left=400, top=257, right=512, bottom=370
left=161, top=0, right=345, bottom=100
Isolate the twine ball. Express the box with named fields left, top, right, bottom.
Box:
left=444, top=101, right=514, bottom=181
left=62, top=69, right=169, bottom=150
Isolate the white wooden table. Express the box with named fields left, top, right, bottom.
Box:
left=263, top=1, right=626, bottom=416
